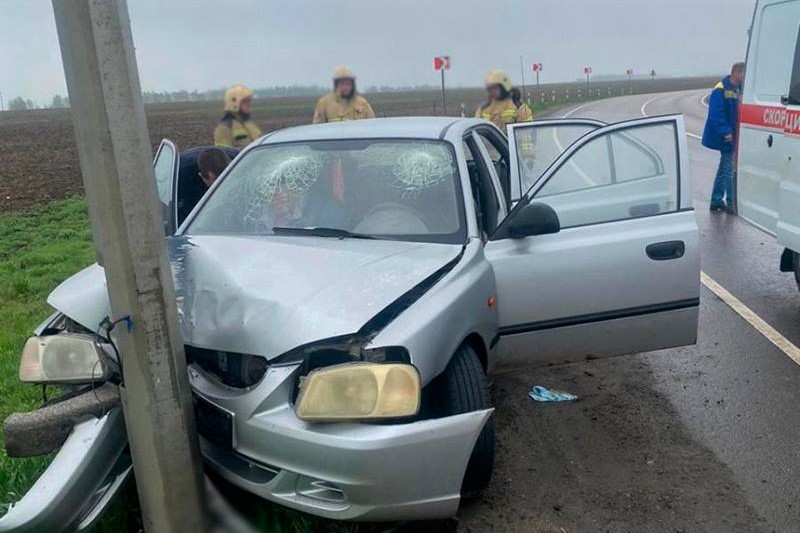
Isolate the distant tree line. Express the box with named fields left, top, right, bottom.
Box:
left=3, top=84, right=442, bottom=110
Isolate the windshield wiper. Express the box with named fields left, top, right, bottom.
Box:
left=272, top=226, right=377, bottom=239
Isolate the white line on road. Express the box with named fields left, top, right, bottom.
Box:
left=562, top=101, right=595, bottom=118
left=639, top=92, right=800, bottom=367
left=701, top=272, right=800, bottom=365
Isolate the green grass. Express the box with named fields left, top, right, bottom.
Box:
left=0, top=198, right=380, bottom=532
left=0, top=197, right=95, bottom=514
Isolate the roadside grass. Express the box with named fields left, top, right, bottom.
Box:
left=0, top=197, right=95, bottom=514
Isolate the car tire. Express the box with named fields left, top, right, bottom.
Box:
left=793, top=252, right=800, bottom=292
left=443, top=343, right=494, bottom=498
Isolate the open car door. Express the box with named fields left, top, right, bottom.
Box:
left=152, top=139, right=179, bottom=235
left=486, top=115, right=700, bottom=366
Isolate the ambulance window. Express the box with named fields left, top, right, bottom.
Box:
left=790, top=25, right=800, bottom=105
left=752, top=3, right=800, bottom=102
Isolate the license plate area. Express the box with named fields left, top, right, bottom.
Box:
left=193, top=394, right=233, bottom=451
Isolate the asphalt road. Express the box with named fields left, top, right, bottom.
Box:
left=458, top=91, right=800, bottom=533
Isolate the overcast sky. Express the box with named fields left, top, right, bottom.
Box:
left=1, top=0, right=755, bottom=104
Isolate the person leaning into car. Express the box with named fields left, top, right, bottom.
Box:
left=312, top=65, right=376, bottom=124
left=214, top=84, right=262, bottom=149
left=476, top=69, right=529, bottom=129
left=197, top=147, right=231, bottom=188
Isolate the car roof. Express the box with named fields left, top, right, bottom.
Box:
left=258, top=117, right=488, bottom=145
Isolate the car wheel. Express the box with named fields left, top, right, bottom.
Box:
left=793, top=252, right=800, bottom=292
left=443, top=343, right=494, bottom=498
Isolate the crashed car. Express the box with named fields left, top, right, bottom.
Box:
left=1, top=115, right=700, bottom=531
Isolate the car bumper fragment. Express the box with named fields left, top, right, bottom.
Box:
left=0, top=395, right=130, bottom=533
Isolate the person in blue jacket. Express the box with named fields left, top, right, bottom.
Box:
left=702, top=62, right=745, bottom=213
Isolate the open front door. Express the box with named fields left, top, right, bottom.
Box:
left=152, top=139, right=179, bottom=235
left=487, top=115, right=700, bottom=366
left=506, top=118, right=605, bottom=201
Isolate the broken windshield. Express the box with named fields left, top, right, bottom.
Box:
left=187, top=139, right=466, bottom=244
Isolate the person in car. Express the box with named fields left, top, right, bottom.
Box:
left=196, top=147, right=231, bottom=188
left=312, top=66, right=376, bottom=123
left=214, top=85, right=262, bottom=149
left=476, top=69, right=525, bottom=129
left=702, top=62, right=744, bottom=213
left=510, top=87, right=534, bottom=122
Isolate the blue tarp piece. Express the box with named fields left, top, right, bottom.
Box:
left=529, top=385, right=577, bottom=402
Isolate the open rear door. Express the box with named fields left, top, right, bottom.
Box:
left=152, top=139, right=179, bottom=235
left=487, top=115, right=700, bottom=366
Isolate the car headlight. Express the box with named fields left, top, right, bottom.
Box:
left=19, top=334, right=111, bottom=384
left=295, top=363, right=420, bottom=421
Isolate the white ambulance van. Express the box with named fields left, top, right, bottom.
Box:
left=737, top=0, right=800, bottom=289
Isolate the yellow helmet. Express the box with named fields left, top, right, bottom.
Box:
left=484, top=69, right=512, bottom=92
left=223, top=84, right=254, bottom=113
left=333, top=65, right=356, bottom=81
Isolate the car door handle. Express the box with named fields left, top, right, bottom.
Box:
left=646, top=240, right=685, bottom=261
left=767, top=134, right=773, bottom=148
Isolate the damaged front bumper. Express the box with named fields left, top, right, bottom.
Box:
left=2, top=364, right=491, bottom=529
left=0, top=387, right=131, bottom=533
left=191, top=363, right=492, bottom=522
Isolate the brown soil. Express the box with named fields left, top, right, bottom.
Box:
left=0, top=77, right=716, bottom=214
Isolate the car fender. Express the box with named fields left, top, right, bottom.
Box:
left=365, top=238, right=498, bottom=384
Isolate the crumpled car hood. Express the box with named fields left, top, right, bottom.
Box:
left=48, top=235, right=461, bottom=360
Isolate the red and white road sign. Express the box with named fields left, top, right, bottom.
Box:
left=584, top=66, right=592, bottom=75
left=532, top=62, right=543, bottom=73
left=433, top=56, right=450, bottom=71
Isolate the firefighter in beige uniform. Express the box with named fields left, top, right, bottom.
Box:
left=214, top=85, right=262, bottom=149
left=475, top=70, right=524, bottom=129
left=313, top=66, right=376, bottom=124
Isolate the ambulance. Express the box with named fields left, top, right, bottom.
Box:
left=737, top=0, right=800, bottom=289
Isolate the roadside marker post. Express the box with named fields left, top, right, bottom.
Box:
left=52, top=0, right=208, bottom=531
left=434, top=55, right=450, bottom=114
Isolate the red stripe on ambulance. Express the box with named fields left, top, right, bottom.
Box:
left=740, top=103, right=800, bottom=136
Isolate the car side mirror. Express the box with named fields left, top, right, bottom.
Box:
left=507, top=202, right=560, bottom=238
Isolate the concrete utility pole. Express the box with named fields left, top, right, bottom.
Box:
left=51, top=1, right=207, bottom=531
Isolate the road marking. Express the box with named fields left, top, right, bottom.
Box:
left=640, top=95, right=662, bottom=118
left=701, top=272, right=800, bottom=365
left=638, top=92, right=800, bottom=367
left=562, top=101, right=595, bottom=118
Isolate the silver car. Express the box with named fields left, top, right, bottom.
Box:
left=1, top=116, right=700, bottom=531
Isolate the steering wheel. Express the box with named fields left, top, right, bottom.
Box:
left=353, top=202, right=430, bottom=235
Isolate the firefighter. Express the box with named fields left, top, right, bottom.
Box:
left=510, top=87, right=534, bottom=122
left=214, top=85, right=262, bottom=149
left=313, top=66, right=376, bottom=124
left=475, top=69, right=521, bottom=130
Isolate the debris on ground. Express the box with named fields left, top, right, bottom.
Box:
left=529, top=385, right=578, bottom=402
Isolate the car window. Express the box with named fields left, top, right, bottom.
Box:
left=789, top=25, right=800, bottom=105
left=533, top=122, right=679, bottom=229
left=513, top=124, right=599, bottom=195
left=153, top=142, right=176, bottom=206
left=188, top=139, right=466, bottom=244
left=752, top=2, right=800, bottom=102
left=610, top=130, right=664, bottom=182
